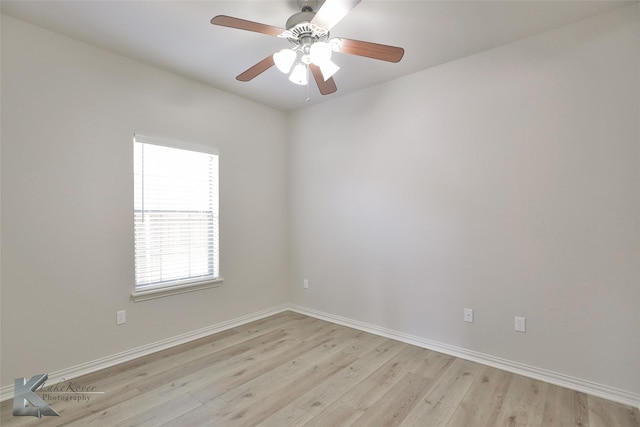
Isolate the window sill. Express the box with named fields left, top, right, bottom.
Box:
left=131, top=278, right=224, bottom=302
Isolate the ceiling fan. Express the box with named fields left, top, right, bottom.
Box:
left=211, top=0, right=404, bottom=95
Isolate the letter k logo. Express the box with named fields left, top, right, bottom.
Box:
left=13, top=374, right=60, bottom=417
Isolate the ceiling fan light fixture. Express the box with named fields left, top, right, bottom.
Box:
left=273, top=48, right=296, bottom=73
left=319, top=59, right=340, bottom=81
left=289, top=62, right=308, bottom=85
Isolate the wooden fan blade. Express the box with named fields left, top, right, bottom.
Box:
left=310, top=0, right=360, bottom=31
left=211, top=15, right=284, bottom=37
left=310, top=64, right=338, bottom=95
left=338, top=38, right=405, bottom=63
left=237, top=55, right=275, bottom=82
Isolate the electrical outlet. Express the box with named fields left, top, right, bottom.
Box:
left=303, top=279, right=309, bottom=289
left=515, top=316, right=526, bottom=332
left=464, top=308, right=473, bottom=323
left=116, top=310, right=126, bottom=325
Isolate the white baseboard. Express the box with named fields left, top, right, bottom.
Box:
left=0, top=304, right=290, bottom=402
left=288, top=304, right=640, bottom=409
left=3, top=303, right=638, bottom=410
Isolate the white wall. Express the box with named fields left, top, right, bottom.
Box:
left=1, top=15, right=289, bottom=386
left=289, top=5, right=640, bottom=395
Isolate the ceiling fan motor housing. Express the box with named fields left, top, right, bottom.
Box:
left=285, top=10, right=329, bottom=47
left=286, top=10, right=314, bottom=30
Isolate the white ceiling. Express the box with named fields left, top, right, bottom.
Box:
left=1, top=1, right=633, bottom=112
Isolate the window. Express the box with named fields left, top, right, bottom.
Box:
left=132, top=135, right=221, bottom=301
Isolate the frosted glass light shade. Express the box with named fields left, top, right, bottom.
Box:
left=319, top=59, right=340, bottom=81
left=329, top=38, right=342, bottom=52
left=310, top=42, right=332, bottom=65
left=273, top=49, right=296, bottom=73
left=289, top=63, right=308, bottom=85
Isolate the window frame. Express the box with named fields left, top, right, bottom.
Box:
left=131, top=134, right=222, bottom=302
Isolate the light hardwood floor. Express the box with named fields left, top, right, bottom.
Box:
left=1, top=311, right=638, bottom=426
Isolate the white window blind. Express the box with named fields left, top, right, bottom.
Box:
left=133, top=135, right=219, bottom=293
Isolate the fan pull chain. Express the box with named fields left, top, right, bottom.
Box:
left=306, top=65, right=311, bottom=102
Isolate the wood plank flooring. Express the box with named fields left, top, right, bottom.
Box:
left=1, top=311, right=638, bottom=426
